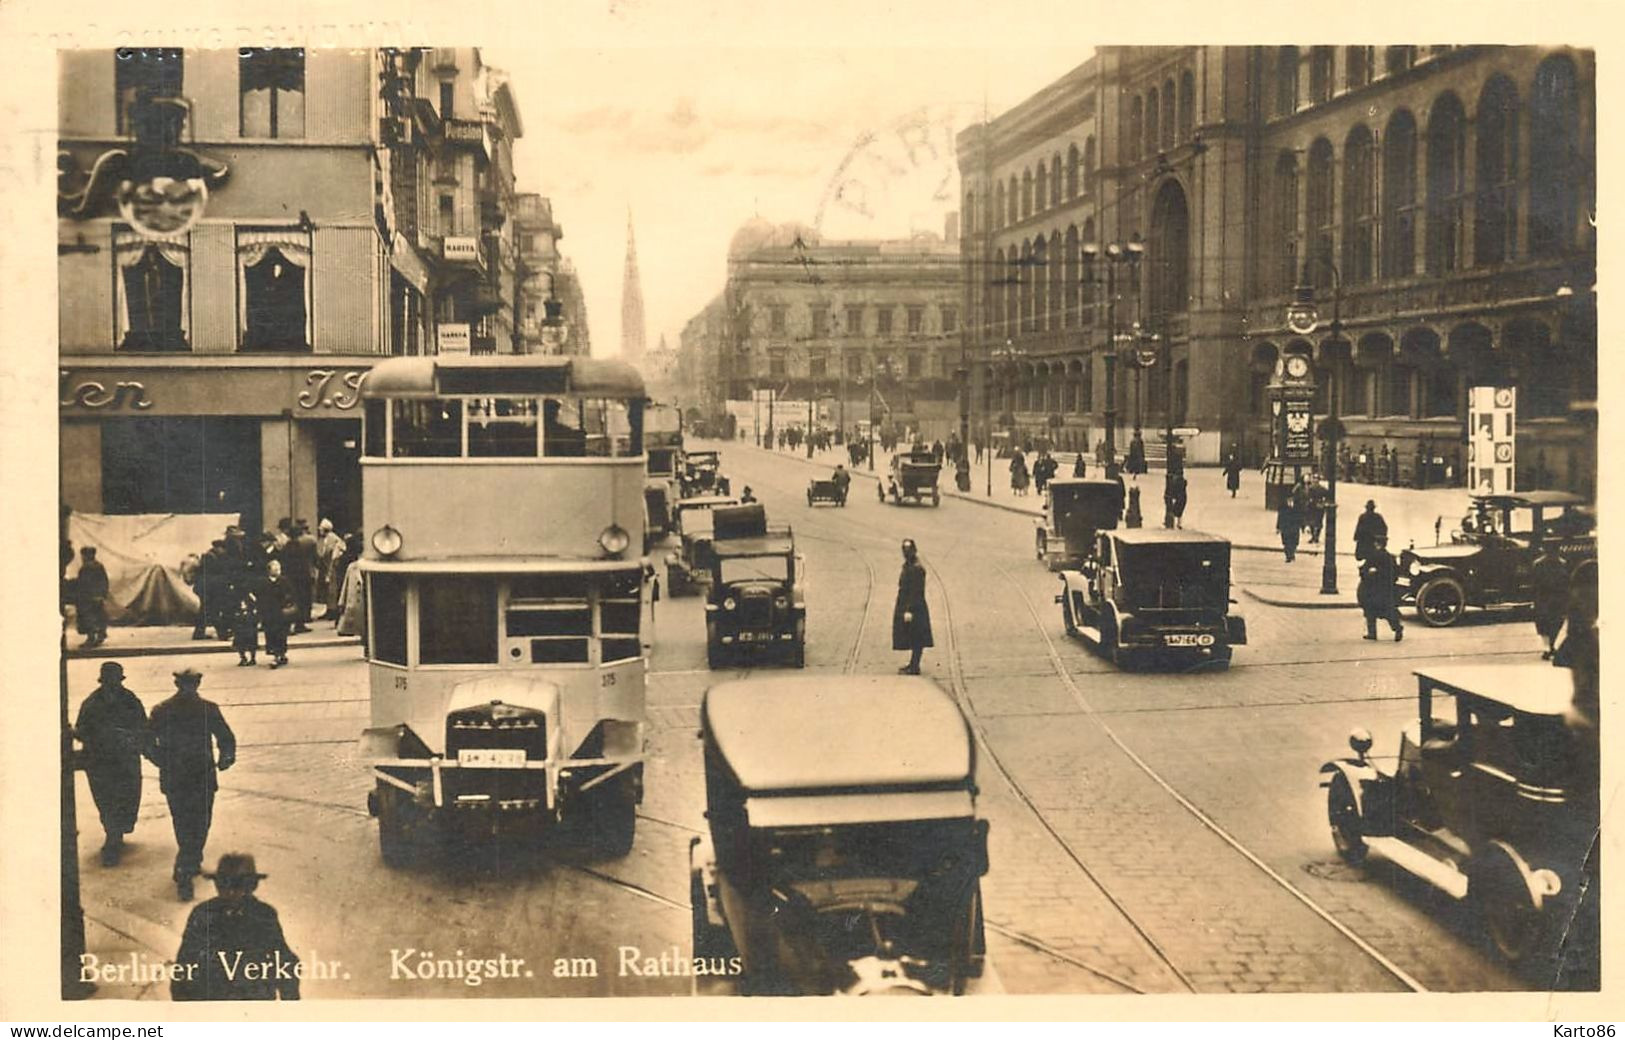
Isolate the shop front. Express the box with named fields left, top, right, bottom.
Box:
left=60, top=358, right=380, bottom=538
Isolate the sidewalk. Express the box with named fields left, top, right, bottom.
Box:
left=708, top=437, right=1476, bottom=611
left=66, top=621, right=358, bottom=660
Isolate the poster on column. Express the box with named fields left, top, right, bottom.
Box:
left=1467, top=385, right=1516, bottom=493
left=1281, top=397, right=1314, bottom=461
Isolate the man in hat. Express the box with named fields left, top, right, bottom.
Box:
left=1357, top=535, right=1405, bottom=642
left=73, top=662, right=148, bottom=865
left=172, top=853, right=301, bottom=1001
left=73, top=546, right=111, bottom=648
left=146, top=668, right=236, bottom=900
left=892, top=539, right=933, bottom=675
left=282, top=520, right=318, bottom=634
left=1353, top=499, right=1388, bottom=562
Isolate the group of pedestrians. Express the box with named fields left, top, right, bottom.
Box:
left=1273, top=474, right=1331, bottom=563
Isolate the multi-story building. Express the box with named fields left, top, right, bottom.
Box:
left=57, top=47, right=558, bottom=536
left=718, top=219, right=962, bottom=439
left=512, top=192, right=590, bottom=355
left=958, top=46, right=1595, bottom=492
left=678, top=292, right=728, bottom=420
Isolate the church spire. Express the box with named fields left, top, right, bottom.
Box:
left=620, top=209, right=647, bottom=362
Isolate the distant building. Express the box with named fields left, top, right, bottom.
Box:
left=620, top=213, right=647, bottom=361
left=958, top=45, right=1595, bottom=492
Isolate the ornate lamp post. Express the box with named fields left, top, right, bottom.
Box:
left=1081, top=235, right=1143, bottom=472
left=1286, top=257, right=1345, bottom=595
left=987, top=341, right=1023, bottom=495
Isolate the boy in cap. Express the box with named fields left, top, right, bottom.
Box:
left=172, top=853, right=301, bottom=1001
left=146, top=668, right=236, bottom=900
left=73, top=661, right=147, bottom=865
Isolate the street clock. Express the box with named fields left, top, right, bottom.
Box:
left=1285, top=354, right=1311, bottom=379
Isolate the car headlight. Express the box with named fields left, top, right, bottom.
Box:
left=775, top=596, right=788, bottom=609
left=598, top=524, right=631, bottom=556
left=1405, top=558, right=1419, bottom=576
left=723, top=596, right=737, bottom=611
left=371, top=525, right=403, bottom=557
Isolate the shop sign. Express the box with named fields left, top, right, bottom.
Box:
left=443, top=237, right=480, bottom=263
left=297, top=370, right=366, bottom=410
left=59, top=370, right=153, bottom=410
left=438, top=323, right=472, bottom=354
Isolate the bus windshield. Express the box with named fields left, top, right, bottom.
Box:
left=366, top=395, right=642, bottom=459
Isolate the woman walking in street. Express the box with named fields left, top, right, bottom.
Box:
left=1223, top=453, right=1243, bottom=498
left=1009, top=453, right=1030, bottom=496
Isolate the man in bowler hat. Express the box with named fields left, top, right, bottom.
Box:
left=892, top=539, right=934, bottom=675
left=146, top=668, right=236, bottom=900
left=73, top=661, right=148, bottom=865
left=172, top=853, right=301, bottom=1001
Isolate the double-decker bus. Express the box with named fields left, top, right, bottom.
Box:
left=355, top=355, right=650, bottom=864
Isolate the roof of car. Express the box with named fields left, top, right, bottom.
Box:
left=1112, top=528, right=1230, bottom=547
left=1415, top=662, right=1577, bottom=717
left=677, top=495, right=740, bottom=508
left=703, top=676, right=973, bottom=793
left=1471, top=491, right=1589, bottom=508
left=712, top=535, right=795, bottom=557
left=1049, top=478, right=1120, bottom=489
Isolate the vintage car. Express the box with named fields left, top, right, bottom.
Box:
left=690, top=675, right=993, bottom=996
left=1057, top=528, right=1245, bottom=669
left=880, top=446, right=941, bottom=506
left=806, top=475, right=849, bottom=507
left=680, top=449, right=732, bottom=498
left=643, top=404, right=685, bottom=540
left=1319, top=662, right=1597, bottom=966
left=1035, top=478, right=1123, bottom=571
left=705, top=507, right=806, bottom=668
left=665, top=494, right=742, bottom=596
left=1400, top=491, right=1595, bottom=627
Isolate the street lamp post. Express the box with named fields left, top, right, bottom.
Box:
left=987, top=342, right=1023, bottom=495
left=1081, top=236, right=1143, bottom=473
left=1286, top=258, right=1344, bottom=596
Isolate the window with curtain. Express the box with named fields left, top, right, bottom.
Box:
left=1475, top=76, right=1520, bottom=267
left=239, top=48, right=305, bottom=138
left=238, top=229, right=312, bottom=351
left=1425, top=94, right=1467, bottom=274
left=115, top=48, right=182, bottom=135
left=1529, top=55, right=1581, bottom=257
left=1342, top=127, right=1376, bottom=284
left=114, top=229, right=189, bottom=351
left=1382, top=110, right=1418, bottom=278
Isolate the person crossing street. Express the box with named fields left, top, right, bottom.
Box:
left=73, top=662, right=148, bottom=866
left=892, top=539, right=933, bottom=675
left=146, top=668, right=236, bottom=901
left=1357, top=535, right=1405, bottom=642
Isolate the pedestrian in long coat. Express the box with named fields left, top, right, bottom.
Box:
left=1305, top=477, right=1329, bottom=543
left=892, top=540, right=934, bottom=675
left=314, top=520, right=344, bottom=620
left=146, top=668, right=236, bottom=901
left=74, top=661, right=147, bottom=865
left=257, top=561, right=294, bottom=668
left=1164, top=474, right=1188, bottom=529
left=1352, top=500, right=1388, bottom=561
left=1223, top=454, right=1243, bottom=498
left=1277, top=495, right=1303, bottom=563
left=283, top=521, right=318, bottom=633
left=232, top=592, right=259, bottom=666
left=1357, top=537, right=1404, bottom=641
left=73, top=547, right=111, bottom=647
left=1072, top=453, right=1087, bottom=478
left=1009, top=454, right=1030, bottom=496
left=172, top=854, right=300, bottom=1001
left=1125, top=433, right=1147, bottom=476
left=1532, top=550, right=1570, bottom=659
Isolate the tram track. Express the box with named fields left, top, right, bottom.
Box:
left=984, top=559, right=1429, bottom=994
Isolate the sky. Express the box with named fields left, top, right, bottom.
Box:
left=484, top=45, right=1090, bottom=359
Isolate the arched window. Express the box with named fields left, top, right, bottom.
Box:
left=1149, top=180, right=1190, bottom=322
left=1127, top=96, right=1143, bottom=163
left=1382, top=109, right=1418, bottom=278
left=1385, top=46, right=1415, bottom=76
left=1274, top=153, right=1300, bottom=295
left=1342, top=126, right=1376, bottom=283
left=1160, top=79, right=1176, bottom=149
left=1020, top=240, right=1034, bottom=332
left=1275, top=46, right=1299, bottom=117
left=1033, top=236, right=1048, bottom=332
left=1475, top=76, right=1519, bottom=266
left=1146, top=88, right=1160, bottom=159
left=1022, top=170, right=1033, bottom=219
left=1008, top=175, right=1019, bottom=225
left=1425, top=92, right=1467, bottom=273
left=1179, top=71, right=1195, bottom=140
left=1049, top=231, right=1064, bottom=331
left=1530, top=55, right=1581, bottom=257
left=1066, top=144, right=1080, bottom=198
left=991, top=248, right=1005, bottom=332
left=1084, top=136, right=1096, bottom=193
left=1063, top=225, right=1079, bottom=328
left=994, top=181, right=1006, bottom=231
left=1346, top=46, right=1372, bottom=89
left=1034, top=163, right=1048, bottom=214
left=1081, top=217, right=1097, bottom=326
left=1005, top=251, right=1018, bottom=337
left=1309, top=47, right=1335, bottom=104
left=1306, top=137, right=1335, bottom=287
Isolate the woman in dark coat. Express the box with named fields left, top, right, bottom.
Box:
left=257, top=560, right=294, bottom=668
left=74, top=547, right=111, bottom=647
left=892, top=540, right=933, bottom=675
left=1222, top=454, right=1243, bottom=497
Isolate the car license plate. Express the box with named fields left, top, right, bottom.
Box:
left=1163, top=633, right=1214, bottom=647
left=458, top=748, right=525, bottom=768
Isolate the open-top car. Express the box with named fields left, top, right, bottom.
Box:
left=1319, top=662, right=1597, bottom=967
left=881, top=446, right=941, bottom=506
left=1035, top=478, right=1123, bottom=571
left=665, top=493, right=742, bottom=596
left=1057, top=528, right=1245, bottom=669
left=690, top=675, right=993, bottom=996
left=681, top=449, right=731, bottom=498
left=806, top=476, right=849, bottom=507
left=1400, top=491, right=1596, bottom=627
left=705, top=506, right=806, bottom=668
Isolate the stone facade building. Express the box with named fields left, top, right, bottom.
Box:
left=958, top=45, right=1595, bottom=492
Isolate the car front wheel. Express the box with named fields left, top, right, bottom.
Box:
left=1472, top=841, right=1547, bottom=963
left=1415, top=574, right=1467, bottom=627
left=1326, top=772, right=1368, bottom=865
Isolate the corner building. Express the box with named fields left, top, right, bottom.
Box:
left=958, top=46, right=1595, bottom=490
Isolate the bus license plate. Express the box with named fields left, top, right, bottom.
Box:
left=458, top=748, right=525, bottom=768
left=1164, top=633, right=1213, bottom=647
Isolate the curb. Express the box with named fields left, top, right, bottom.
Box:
left=67, top=635, right=360, bottom=660
left=1241, top=586, right=1361, bottom=611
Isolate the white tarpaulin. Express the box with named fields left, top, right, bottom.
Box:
left=64, top=512, right=240, bottom=625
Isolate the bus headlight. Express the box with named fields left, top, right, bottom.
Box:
left=723, top=597, right=737, bottom=611
left=598, top=525, right=631, bottom=556
left=371, top=525, right=403, bottom=557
